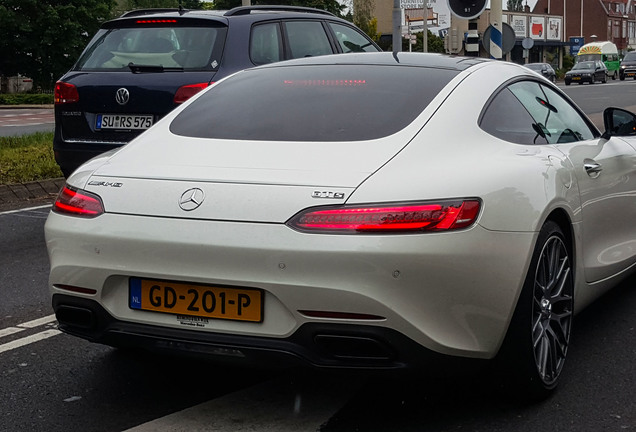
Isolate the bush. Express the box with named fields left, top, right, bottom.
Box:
left=0, top=93, right=54, bottom=105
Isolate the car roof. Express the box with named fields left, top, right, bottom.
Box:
left=112, top=5, right=339, bottom=24
left=256, top=52, right=492, bottom=72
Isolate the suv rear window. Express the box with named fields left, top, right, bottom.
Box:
left=170, top=64, right=458, bottom=141
left=75, top=24, right=227, bottom=71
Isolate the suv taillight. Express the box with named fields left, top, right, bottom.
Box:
left=174, top=83, right=210, bottom=104
left=54, top=81, right=79, bottom=105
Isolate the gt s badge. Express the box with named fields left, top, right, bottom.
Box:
left=312, top=191, right=345, bottom=199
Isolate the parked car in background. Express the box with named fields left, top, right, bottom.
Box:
left=564, top=60, right=608, bottom=85
left=576, top=41, right=619, bottom=80
left=619, top=51, right=636, bottom=80
left=523, top=62, right=556, bottom=82
left=53, top=6, right=380, bottom=178
left=47, top=52, right=636, bottom=401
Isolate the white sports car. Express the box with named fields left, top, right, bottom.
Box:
left=45, top=52, right=636, bottom=399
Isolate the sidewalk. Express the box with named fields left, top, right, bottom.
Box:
left=0, top=177, right=64, bottom=211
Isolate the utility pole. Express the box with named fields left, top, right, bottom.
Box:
left=490, top=0, right=503, bottom=59
left=393, top=0, right=402, bottom=52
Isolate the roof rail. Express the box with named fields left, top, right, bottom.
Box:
left=120, top=7, right=189, bottom=18
left=224, top=5, right=335, bottom=17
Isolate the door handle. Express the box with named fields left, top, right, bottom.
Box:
left=584, top=159, right=602, bottom=178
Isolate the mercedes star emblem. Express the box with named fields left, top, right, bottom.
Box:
left=179, top=188, right=205, bottom=211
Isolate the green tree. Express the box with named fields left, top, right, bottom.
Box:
left=353, top=0, right=374, bottom=37
left=211, top=0, right=346, bottom=18
left=0, top=0, right=116, bottom=89
left=506, top=0, right=523, bottom=12
left=114, top=0, right=202, bottom=14
left=402, top=30, right=444, bottom=53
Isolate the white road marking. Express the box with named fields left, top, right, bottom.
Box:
left=125, top=374, right=361, bottom=432
left=0, top=327, right=24, bottom=338
left=0, top=329, right=61, bottom=355
left=17, top=314, right=57, bottom=328
left=0, top=314, right=61, bottom=354
left=0, top=204, right=52, bottom=216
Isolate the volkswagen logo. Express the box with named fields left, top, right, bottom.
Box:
left=115, top=88, right=130, bottom=106
left=179, top=188, right=205, bottom=211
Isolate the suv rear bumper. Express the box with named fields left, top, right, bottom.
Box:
left=53, top=134, right=124, bottom=177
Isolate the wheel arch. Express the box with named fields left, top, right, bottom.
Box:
left=544, top=207, right=576, bottom=273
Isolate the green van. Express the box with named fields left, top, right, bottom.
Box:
left=577, top=41, right=620, bottom=80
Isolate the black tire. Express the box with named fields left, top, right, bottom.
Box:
left=591, top=75, right=596, bottom=84
left=496, top=221, right=574, bottom=401
left=613, top=71, right=617, bottom=80
left=603, top=73, right=607, bottom=83
left=565, top=81, right=570, bottom=86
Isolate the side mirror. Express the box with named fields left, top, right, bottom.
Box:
left=602, top=107, right=636, bottom=139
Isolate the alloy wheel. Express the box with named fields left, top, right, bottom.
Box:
left=531, top=234, right=573, bottom=386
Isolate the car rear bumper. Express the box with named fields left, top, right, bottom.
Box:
left=46, top=211, right=536, bottom=361
left=53, top=294, right=459, bottom=370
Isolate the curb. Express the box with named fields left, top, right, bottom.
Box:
left=0, top=177, right=64, bottom=206
left=0, top=104, right=54, bottom=109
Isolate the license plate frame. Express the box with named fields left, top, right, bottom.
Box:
left=129, top=278, right=264, bottom=323
left=96, top=114, right=154, bottom=130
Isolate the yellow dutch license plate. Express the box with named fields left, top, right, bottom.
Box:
left=129, top=278, right=263, bottom=322
left=573, top=76, right=581, bottom=80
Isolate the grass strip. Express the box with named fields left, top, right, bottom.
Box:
left=0, top=132, right=62, bottom=184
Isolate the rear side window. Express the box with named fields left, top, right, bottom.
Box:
left=284, top=21, right=333, bottom=59
left=75, top=25, right=227, bottom=71
left=170, top=64, right=458, bottom=141
left=480, top=80, right=597, bottom=144
left=250, top=23, right=283, bottom=65
left=328, top=22, right=379, bottom=53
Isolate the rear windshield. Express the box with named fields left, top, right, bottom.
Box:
left=170, top=64, right=458, bottom=141
left=75, top=24, right=227, bottom=71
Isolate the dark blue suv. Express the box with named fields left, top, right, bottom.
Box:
left=53, top=6, right=380, bottom=177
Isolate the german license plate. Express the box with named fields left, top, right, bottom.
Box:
left=96, top=114, right=153, bottom=130
left=129, top=278, right=263, bottom=322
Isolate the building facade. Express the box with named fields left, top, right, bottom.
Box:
left=532, top=0, right=636, bottom=52
left=366, top=0, right=636, bottom=68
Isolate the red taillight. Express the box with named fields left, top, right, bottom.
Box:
left=54, top=81, right=79, bottom=104
left=287, top=200, right=481, bottom=233
left=53, top=186, right=104, bottom=218
left=174, top=82, right=210, bottom=104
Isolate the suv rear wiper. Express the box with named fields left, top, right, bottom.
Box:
left=127, top=63, right=184, bottom=73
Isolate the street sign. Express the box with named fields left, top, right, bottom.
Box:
left=447, top=0, right=487, bottom=20
left=522, top=37, right=534, bottom=50
left=482, top=23, right=515, bottom=56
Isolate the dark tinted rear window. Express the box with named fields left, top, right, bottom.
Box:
left=75, top=25, right=226, bottom=71
left=170, top=64, right=458, bottom=141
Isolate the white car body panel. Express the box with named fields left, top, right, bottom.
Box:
left=47, top=53, right=636, bottom=371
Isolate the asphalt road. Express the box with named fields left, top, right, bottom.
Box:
left=0, top=108, right=54, bottom=137
left=1, top=204, right=634, bottom=431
